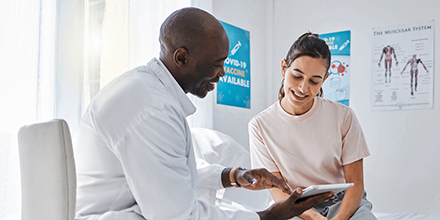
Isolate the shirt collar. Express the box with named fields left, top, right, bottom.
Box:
left=148, top=58, right=196, bottom=117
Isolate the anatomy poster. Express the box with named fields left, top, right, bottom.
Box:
left=320, top=30, right=351, bottom=106
left=371, top=20, right=434, bottom=110
left=217, top=20, right=251, bottom=109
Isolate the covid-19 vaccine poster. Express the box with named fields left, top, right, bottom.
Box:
left=320, top=30, right=351, bottom=106
left=217, top=20, right=251, bottom=109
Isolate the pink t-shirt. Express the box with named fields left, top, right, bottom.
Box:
left=249, top=97, right=370, bottom=189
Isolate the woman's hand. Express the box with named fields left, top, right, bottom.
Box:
left=299, top=209, right=328, bottom=220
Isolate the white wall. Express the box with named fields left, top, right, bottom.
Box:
left=210, top=0, right=275, bottom=151
left=272, top=0, right=440, bottom=215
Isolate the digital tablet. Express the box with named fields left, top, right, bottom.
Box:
left=299, top=183, right=354, bottom=199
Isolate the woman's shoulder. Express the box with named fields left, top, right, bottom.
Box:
left=250, top=102, right=279, bottom=124
left=318, top=97, right=352, bottom=113
left=316, top=98, right=359, bottom=125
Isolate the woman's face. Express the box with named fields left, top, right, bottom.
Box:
left=280, top=56, right=328, bottom=115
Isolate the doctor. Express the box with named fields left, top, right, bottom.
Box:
left=73, top=7, right=333, bottom=220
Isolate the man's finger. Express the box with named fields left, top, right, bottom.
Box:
left=295, top=192, right=333, bottom=209
left=268, top=175, right=292, bottom=194
left=286, top=188, right=302, bottom=203
left=243, top=172, right=257, bottom=186
left=276, top=183, right=292, bottom=195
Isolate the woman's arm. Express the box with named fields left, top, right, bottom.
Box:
left=269, top=172, right=327, bottom=220
left=332, top=159, right=364, bottom=220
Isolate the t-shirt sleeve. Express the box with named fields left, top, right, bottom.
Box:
left=341, top=108, right=371, bottom=165
left=248, top=118, right=279, bottom=172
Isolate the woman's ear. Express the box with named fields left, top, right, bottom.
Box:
left=281, top=59, right=287, bottom=78
left=173, top=47, right=189, bottom=68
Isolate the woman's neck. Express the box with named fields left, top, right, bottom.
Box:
left=279, top=97, right=315, bottom=116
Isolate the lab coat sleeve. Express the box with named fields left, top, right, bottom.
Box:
left=113, top=108, right=259, bottom=220
left=195, top=158, right=226, bottom=206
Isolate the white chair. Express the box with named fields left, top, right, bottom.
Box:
left=17, top=119, right=76, bottom=220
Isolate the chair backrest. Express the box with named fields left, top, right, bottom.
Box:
left=18, top=119, right=76, bottom=220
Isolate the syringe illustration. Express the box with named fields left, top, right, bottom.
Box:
left=339, top=40, right=350, bottom=51
left=231, top=41, right=241, bottom=56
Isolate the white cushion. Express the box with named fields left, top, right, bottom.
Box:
left=191, top=127, right=272, bottom=212
left=18, top=119, right=76, bottom=220
left=191, top=127, right=252, bottom=168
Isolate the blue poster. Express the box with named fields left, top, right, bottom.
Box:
left=217, top=20, right=251, bottom=109
left=320, top=30, right=351, bottom=106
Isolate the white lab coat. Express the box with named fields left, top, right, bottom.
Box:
left=73, top=58, right=259, bottom=220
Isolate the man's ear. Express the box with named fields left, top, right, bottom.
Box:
left=173, top=47, right=189, bottom=68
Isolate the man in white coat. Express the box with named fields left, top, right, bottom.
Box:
left=73, top=7, right=333, bottom=220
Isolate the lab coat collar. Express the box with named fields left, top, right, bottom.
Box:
left=148, top=58, right=196, bottom=117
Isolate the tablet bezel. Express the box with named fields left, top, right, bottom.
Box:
left=299, top=183, right=354, bottom=199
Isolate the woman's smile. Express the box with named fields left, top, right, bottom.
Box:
left=291, top=89, right=307, bottom=99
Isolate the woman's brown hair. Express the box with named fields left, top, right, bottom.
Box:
left=278, top=32, right=331, bottom=99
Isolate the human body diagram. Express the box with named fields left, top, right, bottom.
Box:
left=378, top=45, right=398, bottom=83
left=401, top=55, right=428, bottom=95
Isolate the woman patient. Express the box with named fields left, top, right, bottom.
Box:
left=249, top=32, right=376, bottom=220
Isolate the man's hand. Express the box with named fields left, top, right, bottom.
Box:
left=257, top=188, right=333, bottom=220
left=235, top=168, right=292, bottom=194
